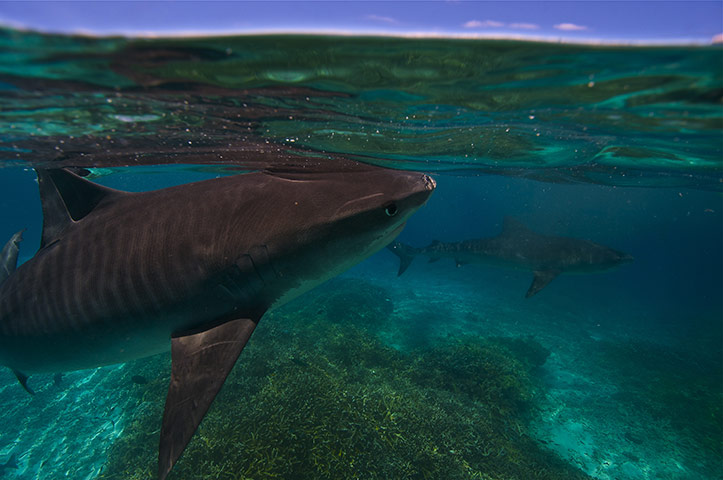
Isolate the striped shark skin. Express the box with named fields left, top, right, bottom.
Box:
left=0, top=166, right=435, bottom=479
left=388, top=217, right=632, bottom=298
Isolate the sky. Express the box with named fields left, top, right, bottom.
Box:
left=0, top=1, right=721, bottom=44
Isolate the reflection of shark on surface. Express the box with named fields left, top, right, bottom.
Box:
left=0, top=166, right=435, bottom=480
left=388, top=217, right=633, bottom=297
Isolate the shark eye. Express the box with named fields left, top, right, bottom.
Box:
left=384, top=203, right=398, bottom=217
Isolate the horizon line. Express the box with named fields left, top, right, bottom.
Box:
left=2, top=23, right=721, bottom=47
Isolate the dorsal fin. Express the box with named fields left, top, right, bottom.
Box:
left=37, top=169, right=126, bottom=248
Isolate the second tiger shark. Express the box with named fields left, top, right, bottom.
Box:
left=388, top=218, right=632, bottom=297
left=0, top=165, right=434, bottom=479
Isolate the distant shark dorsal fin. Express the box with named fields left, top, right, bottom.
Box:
left=526, top=270, right=560, bottom=298
left=158, top=317, right=259, bottom=480
left=0, top=229, right=25, bottom=284
left=37, top=169, right=126, bottom=248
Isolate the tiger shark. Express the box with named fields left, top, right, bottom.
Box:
left=0, top=166, right=435, bottom=479
left=388, top=217, right=632, bottom=297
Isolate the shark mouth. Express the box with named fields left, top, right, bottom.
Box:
left=384, top=221, right=407, bottom=245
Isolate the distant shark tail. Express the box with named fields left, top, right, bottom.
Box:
left=0, top=229, right=25, bottom=285
left=386, top=241, right=420, bottom=276
left=0, top=230, right=33, bottom=396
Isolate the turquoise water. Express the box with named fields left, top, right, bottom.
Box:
left=0, top=28, right=721, bottom=479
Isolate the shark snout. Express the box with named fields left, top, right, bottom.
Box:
left=613, top=249, right=634, bottom=264
left=422, top=174, right=436, bottom=191
left=395, top=171, right=435, bottom=211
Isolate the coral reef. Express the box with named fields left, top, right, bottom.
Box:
left=98, top=278, right=589, bottom=480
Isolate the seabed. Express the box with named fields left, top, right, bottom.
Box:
left=0, top=259, right=719, bottom=480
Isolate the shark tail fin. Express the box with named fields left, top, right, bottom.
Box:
left=386, top=241, right=418, bottom=276
left=1, top=231, right=30, bottom=394
left=0, top=229, right=25, bottom=285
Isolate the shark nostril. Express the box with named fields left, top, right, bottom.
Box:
left=422, top=175, right=436, bottom=191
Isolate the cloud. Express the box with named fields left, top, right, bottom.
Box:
left=364, top=14, right=398, bottom=25
left=509, top=23, right=539, bottom=30
left=713, top=33, right=723, bottom=44
left=463, top=20, right=504, bottom=28
left=554, top=23, right=588, bottom=31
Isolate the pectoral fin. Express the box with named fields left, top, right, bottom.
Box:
left=526, top=270, right=560, bottom=298
left=13, top=369, right=34, bottom=395
left=158, top=317, right=258, bottom=480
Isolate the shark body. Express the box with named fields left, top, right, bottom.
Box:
left=0, top=166, right=434, bottom=479
left=388, top=218, right=632, bottom=297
